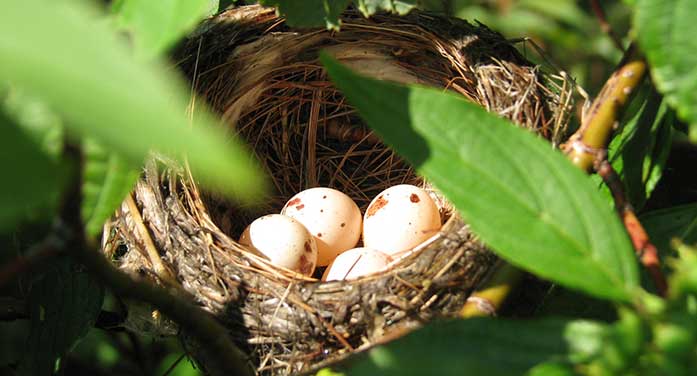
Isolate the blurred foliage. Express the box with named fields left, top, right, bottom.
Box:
left=421, top=0, right=630, bottom=96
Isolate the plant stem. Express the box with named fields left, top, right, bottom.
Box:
left=595, top=158, right=668, bottom=296
left=589, top=0, right=625, bottom=53
left=563, top=44, right=646, bottom=171
left=460, top=262, right=523, bottom=317
left=70, top=239, right=253, bottom=376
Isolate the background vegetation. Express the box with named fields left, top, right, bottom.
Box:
left=2, top=0, right=697, bottom=375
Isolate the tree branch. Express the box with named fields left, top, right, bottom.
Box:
left=594, top=158, right=668, bottom=296
left=589, top=0, right=625, bottom=53
left=66, top=238, right=253, bottom=376
left=563, top=44, right=646, bottom=172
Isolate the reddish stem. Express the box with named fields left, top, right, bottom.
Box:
left=595, top=158, right=668, bottom=296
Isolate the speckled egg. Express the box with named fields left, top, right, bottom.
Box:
left=322, top=247, right=392, bottom=281
left=362, top=184, right=441, bottom=256
left=281, top=187, right=361, bottom=266
left=238, top=214, right=317, bottom=276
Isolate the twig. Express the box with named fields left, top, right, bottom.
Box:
left=594, top=158, right=668, bottom=296
left=125, top=194, right=177, bottom=286
left=460, top=262, right=523, bottom=317
left=162, top=353, right=187, bottom=376
left=562, top=44, right=646, bottom=171
left=589, top=0, right=625, bottom=53
left=68, top=239, right=253, bottom=376
left=0, top=244, right=63, bottom=288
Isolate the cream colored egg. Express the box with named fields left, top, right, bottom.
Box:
left=322, top=247, right=391, bottom=281
left=281, top=187, right=361, bottom=266
left=238, top=214, right=317, bottom=276
left=363, top=184, right=441, bottom=256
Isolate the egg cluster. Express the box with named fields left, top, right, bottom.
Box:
left=239, top=184, right=442, bottom=281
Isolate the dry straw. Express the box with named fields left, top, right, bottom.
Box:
left=102, top=5, right=573, bottom=374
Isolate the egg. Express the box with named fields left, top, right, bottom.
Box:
left=281, top=187, right=361, bottom=266
left=322, top=247, right=391, bottom=281
left=238, top=214, right=317, bottom=276
left=362, top=184, right=441, bottom=256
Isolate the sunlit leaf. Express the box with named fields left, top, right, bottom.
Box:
left=0, top=0, right=266, bottom=204
left=635, top=0, right=697, bottom=142
left=112, top=0, right=215, bottom=59
left=323, top=56, right=639, bottom=302
left=81, top=138, right=140, bottom=238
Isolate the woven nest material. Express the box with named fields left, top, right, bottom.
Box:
left=102, top=5, right=573, bottom=375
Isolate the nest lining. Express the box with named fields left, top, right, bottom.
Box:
left=103, top=5, right=573, bottom=375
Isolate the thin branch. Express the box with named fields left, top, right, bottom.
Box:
left=0, top=244, right=63, bottom=288
left=562, top=44, right=646, bottom=171
left=589, top=0, right=625, bottom=53
left=594, top=158, right=668, bottom=296
left=161, top=353, right=187, bottom=376
left=68, top=239, right=253, bottom=376
left=460, top=262, right=523, bottom=318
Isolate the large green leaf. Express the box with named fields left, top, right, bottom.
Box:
left=18, top=257, right=104, bottom=376
left=3, top=89, right=64, bottom=160
left=0, top=113, right=64, bottom=230
left=327, top=318, right=607, bottom=376
left=112, top=0, right=216, bottom=59
left=81, top=138, right=140, bottom=238
left=0, top=0, right=266, bottom=204
left=641, top=203, right=697, bottom=256
left=323, top=56, right=639, bottom=302
left=635, top=0, right=697, bottom=141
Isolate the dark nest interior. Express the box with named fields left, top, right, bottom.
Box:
left=102, top=5, right=574, bottom=375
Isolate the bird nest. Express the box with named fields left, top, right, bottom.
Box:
left=102, top=5, right=573, bottom=375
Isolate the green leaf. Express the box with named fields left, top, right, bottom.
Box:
left=356, top=0, right=418, bottom=16
left=3, top=88, right=64, bottom=160
left=635, top=0, right=697, bottom=141
left=259, top=0, right=352, bottom=30
left=606, top=89, right=674, bottom=210
left=337, top=318, right=607, bottom=376
left=81, top=138, right=140, bottom=238
left=18, top=257, right=104, bottom=376
left=0, top=113, right=64, bottom=230
left=322, top=56, right=639, bottom=302
left=112, top=0, right=214, bottom=59
left=0, top=0, right=266, bottom=203
left=641, top=203, right=697, bottom=256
